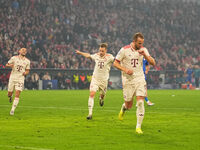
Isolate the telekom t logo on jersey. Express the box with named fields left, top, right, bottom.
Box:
left=98, top=61, right=104, bottom=69
left=131, top=59, right=138, bottom=67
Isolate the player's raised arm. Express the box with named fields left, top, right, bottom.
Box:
left=138, top=49, right=156, bottom=66
left=75, top=50, right=91, bottom=59
left=145, top=55, right=156, bottom=66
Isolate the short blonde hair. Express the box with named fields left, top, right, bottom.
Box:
left=100, top=43, right=108, bottom=49
left=133, top=32, right=144, bottom=41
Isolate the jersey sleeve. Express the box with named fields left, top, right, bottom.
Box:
left=8, top=56, right=15, bottom=64
left=110, top=54, right=115, bottom=63
left=143, top=47, right=150, bottom=57
left=90, top=53, right=97, bottom=61
left=115, top=48, right=125, bottom=62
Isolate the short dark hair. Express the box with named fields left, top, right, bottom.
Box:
left=100, top=43, right=108, bottom=49
left=133, top=32, right=144, bottom=41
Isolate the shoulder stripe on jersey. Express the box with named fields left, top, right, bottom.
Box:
left=123, top=45, right=131, bottom=49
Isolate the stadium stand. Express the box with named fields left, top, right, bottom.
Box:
left=0, top=0, right=199, bottom=89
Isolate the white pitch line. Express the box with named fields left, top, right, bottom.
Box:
left=0, top=145, right=54, bottom=150
left=0, top=104, right=196, bottom=111
left=0, top=105, right=199, bottom=116
left=0, top=104, right=118, bottom=112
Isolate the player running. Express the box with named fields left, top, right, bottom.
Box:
left=6, top=48, right=30, bottom=115
left=113, top=33, right=156, bottom=134
left=76, top=43, right=114, bottom=120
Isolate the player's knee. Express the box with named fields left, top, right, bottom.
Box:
left=15, top=91, right=21, bottom=98
left=128, top=103, right=133, bottom=109
left=89, top=94, right=95, bottom=98
left=125, top=102, right=132, bottom=110
left=15, top=95, right=20, bottom=98
left=100, top=94, right=104, bottom=99
left=126, top=106, right=131, bottom=110
left=89, top=92, right=95, bottom=98
left=15, top=93, right=20, bottom=97
left=8, top=92, right=12, bottom=97
left=137, top=100, right=144, bottom=107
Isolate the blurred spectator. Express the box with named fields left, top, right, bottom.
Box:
left=64, top=72, right=72, bottom=89
left=25, top=75, right=32, bottom=89
left=55, top=72, right=64, bottom=89
left=86, top=73, right=92, bottom=88
left=42, top=72, right=51, bottom=80
left=31, top=72, right=39, bottom=89
left=12, top=0, right=19, bottom=9
left=185, top=65, right=193, bottom=89
left=79, top=73, right=87, bottom=89
left=73, top=73, right=79, bottom=89
left=42, top=72, right=52, bottom=89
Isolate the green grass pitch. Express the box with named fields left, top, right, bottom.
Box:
left=0, top=90, right=199, bottom=150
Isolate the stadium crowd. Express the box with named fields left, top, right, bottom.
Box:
left=0, top=0, right=200, bottom=70
left=0, top=0, right=200, bottom=89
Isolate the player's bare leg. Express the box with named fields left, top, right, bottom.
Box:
left=136, top=96, right=145, bottom=134
left=10, top=90, right=21, bottom=115
left=99, top=93, right=105, bottom=107
left=8, top=91, right=13, bottom=103
left=137, top=89, right=154, bottom=107
left=87, top=91, right=96, bottom=120
left=119, top=100, right=133, bottom=120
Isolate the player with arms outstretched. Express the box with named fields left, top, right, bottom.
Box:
left=6, top=48, right=30, bottom=115
left=113, top=33, right=156, bottom=134
left=76, top=43, right=114, bottom=120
